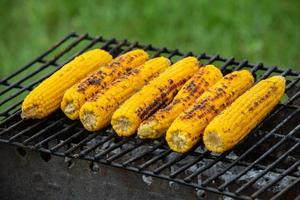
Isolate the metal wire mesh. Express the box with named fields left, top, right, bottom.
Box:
left=0, top=32, right=299, bottom=199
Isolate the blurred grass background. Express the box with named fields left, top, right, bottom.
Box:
left=0, top=0, right=299, bottom=78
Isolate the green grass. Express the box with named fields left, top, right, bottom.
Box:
left=1, top=0, right=300, bottom=79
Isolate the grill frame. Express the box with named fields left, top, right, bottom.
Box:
left=0, top=32, right=299, bottom=200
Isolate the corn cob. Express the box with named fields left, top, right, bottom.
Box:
left=111, top=57, right=200, bottom=137
left=203, top=76, right=285, bottom=153
left=21, top=49, right=112, bottom=119
left=79, top=57, right=171, bottom=131
left=61, top=49, right=149, bottom=120
left=137, top=65, right=223, bottom=139
left=166, top=70, right=254, bottom=153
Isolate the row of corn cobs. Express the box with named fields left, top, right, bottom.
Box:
left=21, top=49, right=285, bottom=153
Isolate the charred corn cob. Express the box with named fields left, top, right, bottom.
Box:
left=61, top=49, right=149, bottom=120
left=79, top=57, right=171, bottom=131
left=166, top=70, right=254, bottom=153
left=203, top=76, right=285, bottom=153
left=138, top=65, right=223, bottom=139
left=111, top=57, right=200, bottom=137
left=21, top=49, right=112, bottom=119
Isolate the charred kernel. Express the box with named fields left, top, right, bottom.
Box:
left=79, top=57, right=170, bottom=131
left=138, top=65, right=223, bottom=139
left=112, top=57, right=200, bottom=137
left=204, top=76, right=285, bottom=153
left=166, top=70, right=254, bottom=153
left=61, top=49, right=149, bottom=120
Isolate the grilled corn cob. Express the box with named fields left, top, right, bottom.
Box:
left=203, top=76, right=285, bottom=153
left=21, top=49, right=112, bottom=119
left=61, top=49, right=149, bottom=120
left=138, top=65, right=223, bottom=139
left=79, top=57, right=171, bottom=131
left=111, top=57, right=200, bottom=137
left=166, top=70, right=254, bottom=153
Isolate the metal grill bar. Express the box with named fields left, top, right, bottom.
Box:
left=22, top=117, right=65, bottom=145
left=0, top=32, right=76, bottom=84
left=201, top=108, right=300, bottom=187
left=64, top=134, right=98, bottom=156
left=184, top=151, right=231, bottom=182
left=139, top=149, right=172, bottom=170
left=232, top=60, right=248, bottom=71
left=235, top=141, right=300, bottom=193
left=270, top=177, right=300, bottom=200
left=34, top=122, right=78, bottom=148
left=218, top=123, right=300, bottom=190
left=220, top=57, right=235, bottom=71
left=94, top=138, right=131, bottom=160
left=0, top=34, right=89, bottom=99
left=122, top=142, right=165, bottom=167
left=105, top=140, right=146, bottom=162
left=50, top=129, right=85, bottom=152
left=153, top=152, right=188, bottom=174
left=169, top=150, right=210, bottom=178
left=0, top=33, right=299, bottom=200
left=74, top=133, right=115, bottom=158
left=8, top=119, right=48, bottom=142
left=251, top=160, right=300, bottom=198
left=0, top=99, right=23, bottom=116
left=258, top=66, right=277, bottom=81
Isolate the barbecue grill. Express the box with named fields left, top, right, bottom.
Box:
left=0, top=32, right=299, bottom=200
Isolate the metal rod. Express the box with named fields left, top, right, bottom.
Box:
left=170, top=150, right=210, bottom=178
left=218, top=124, right=300, bottom=190
left=22, top=118, right=65, bottom=145
left=201, top=109, right=300, bottom=187
left=0, top=32, right=76, bottom=83
left=34, top=122, right=78, bottom=148
left=251, top=160, right=300, bottom=198
left=184, top=151, right=230, bottom=182
left=122, top=142, right=165, bottom=167
left=64, top=134, right=98, bottom=156
left=74, top=133, right=115, bottom=158
left=235, top=141, right=300, bottom=193
left=138, top=149, right=172, bottom=170
left=106, top=140, right=146, bottom=163
left=0, top=34, right=89, bottom=98
left=270, top=176, right=300, bottom=200
left=50, top=129, right=86, bottom=152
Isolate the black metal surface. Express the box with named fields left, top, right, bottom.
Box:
left=0, top=32, right=300, bottom=200
left=0, top=144, right=206, bottom=200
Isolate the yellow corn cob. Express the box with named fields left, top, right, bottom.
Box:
left=61, top=49, right=149, bottom=120
left=79, top=57, right=171, bottom=131
left=21, top=49, right=113, bottom=119
left=137, top=65, right=223, bottom=139
left=166, top=70, right=254, bottom=153
left=111, top=56, right=200, bottom=137
left=203, top=76, right=285, bottom=153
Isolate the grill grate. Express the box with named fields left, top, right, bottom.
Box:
left=0, top=32, right=299, bottom=199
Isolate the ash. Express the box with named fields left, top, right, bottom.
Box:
left=82, top=136, right=297, bottom=195
left=142, top=175, right=153, bottom=186
left=183, top=152, right=297, bottom=193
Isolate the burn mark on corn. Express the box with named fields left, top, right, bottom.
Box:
left=77, top=71, right=107, bottom=92
left=182, top=86, right=229, bottom=120
left=160, top=99, right=181, bottom=112
left=224, top=73, right=237, bottom=80
left=185, top=81, right=197, bottom=94
left=136, top=78, right=188, bottom=120
left=247, top=84, right=277, bottom=112
left=128, top=68, right=140, bottom=75
left=76, top=55, right=141, bottom=93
